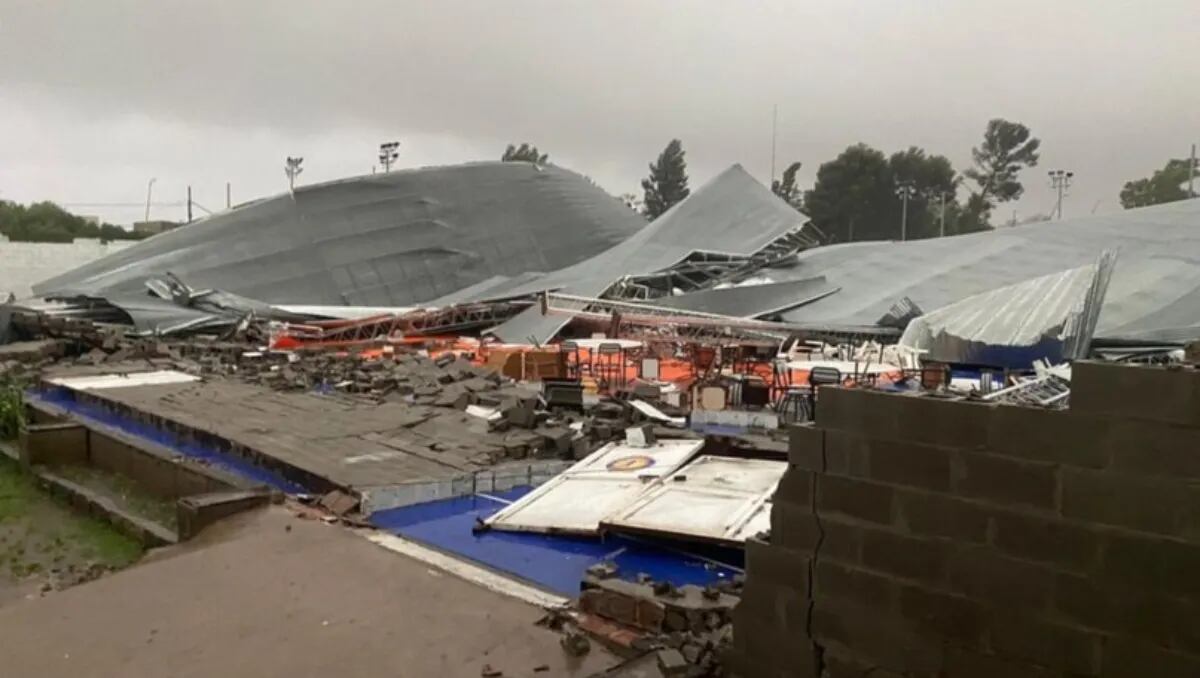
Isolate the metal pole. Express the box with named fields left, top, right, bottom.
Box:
left=144, top=178, right=156, bottom=223
left=770, top=104, right=778, bottom=187
left=900, top=191, right=909, bottom=241
left=1190, top=143, right=1196, bottom=198
left=226, top=182, right=231, bottom=209
left=938, top=193, right=946, bottom=237
left=187, top=186, right=193, bottom=223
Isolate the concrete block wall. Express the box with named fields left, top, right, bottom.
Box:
left=729, top=361, right=1200, bottom=678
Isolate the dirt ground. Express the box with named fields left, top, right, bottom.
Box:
left=0, top=457, right=143, bottom=607
left=0, top=504, right=621, bottom=678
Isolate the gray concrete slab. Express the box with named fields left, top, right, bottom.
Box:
left=0, top=506, right=619, bottom=678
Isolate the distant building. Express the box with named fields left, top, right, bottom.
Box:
left=132, top=220, right=181, bottom=236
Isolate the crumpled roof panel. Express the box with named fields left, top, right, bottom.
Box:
left=34, top=162, right=646, bottom=307
left=480, top=164, right=810, bottom=342
left=778, top=198, right=1200, bottom=343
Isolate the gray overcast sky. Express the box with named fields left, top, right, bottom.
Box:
left=1, top=0, right=1197, bottom=225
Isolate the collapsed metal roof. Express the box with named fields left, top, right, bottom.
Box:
left=33, top=162, right=647, bottom=308
left=443, top=164, right=811, bottom=343
left=775, top=198, right=1200, bottom=344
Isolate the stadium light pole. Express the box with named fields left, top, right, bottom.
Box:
left=895, top=181, right=916, bottom=241
left=285, top=157, right=304, bottom=192
left=378, top=141, right=400, bottom=173
left=1049, top=170, right=1074, bottom=220
left=144, top=177, right=157, bottom=223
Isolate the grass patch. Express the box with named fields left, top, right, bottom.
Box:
left=0, top=458, right=143, bottom=577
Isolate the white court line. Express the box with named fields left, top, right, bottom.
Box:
left=359, top=530, right=569, bottom=609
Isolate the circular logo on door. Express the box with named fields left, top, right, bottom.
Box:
left=607, top=455, right=655, bottom=472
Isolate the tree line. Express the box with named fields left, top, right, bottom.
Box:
left=0, top=201, right=147, bottom=244
left=502, top=121, right=1196, bottom=241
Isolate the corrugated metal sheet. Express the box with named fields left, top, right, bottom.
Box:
left=468, top=164, right=809, bottom=343
left=898, top=254, right=1112, bottom=366
left=34, top=162, right=646, bottom=308
left=776, top=198, right=1200, bottom=344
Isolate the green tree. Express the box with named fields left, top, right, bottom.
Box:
left=501, top=143, right=548, bottom=164
left=771, top=161, right=804, bottom=210
left=803, top=144, right=961, bottom=242
left=1119, top=158, right=1195, bottom=208
left=641, top=139, right=690, bottom=219
left=889, top=147, right=958, bottom=240
left=803, top=144, right=893, bottom=242
left=0, top=199, right=145, bottom=243
left=963, top=118, right=1041, bottom=225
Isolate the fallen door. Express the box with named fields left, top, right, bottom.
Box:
left=483, top=439, right=704, bottom=535
left=601, top=455, right=787, bottom=545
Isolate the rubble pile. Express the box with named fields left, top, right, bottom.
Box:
left=575, top=563, right=742, bottom=677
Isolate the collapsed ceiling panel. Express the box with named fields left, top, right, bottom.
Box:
left=33, top=162, right=647, bottom=308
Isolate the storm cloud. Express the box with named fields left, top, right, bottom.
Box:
left=1, top=0, right=1196, bottom=224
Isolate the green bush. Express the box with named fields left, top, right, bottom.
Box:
left=0, top=376, right=25, bottom=440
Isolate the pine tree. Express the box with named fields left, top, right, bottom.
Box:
left=641, top=139, right=690, bottom=219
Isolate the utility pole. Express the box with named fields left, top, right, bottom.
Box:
left=226, top=182, right=231, bottom=209
left=144, top=177, right=157, bottom=223
left=378, top=141, right=400, bottom=173
left=186, top=186, right=193, bottom=223
left=285, top=157, right=304, bottom=192
left=895, top=182, right=916, bottom=241
left=1049, top=170, right=1074, bottom=220
left=1190, top=144, right=1196, bottom=198
left=770, top=104, right=778, bottom=187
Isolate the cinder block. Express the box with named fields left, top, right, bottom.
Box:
left=729, top=616, right=817, bottom=677
left=744, top=537, right=809, bottom=591
left=942, top=646, right=1057, bottom=678
left=774, top=468, right=812, bottom=504
left=1108, top=418, right=1200, bottom=480
left=987, top=406, right=1110, bottom=469
left=896, top=583, right=988, bottom=649
left=1100, top=532, right=1200, bottom=601
left=955, top=450, right=1057, bottom=511
left=891, top=394, right=993, bottom=450
left=1071, top=361, right=1200, bottom=427
left=989, top=612, right=1102, bottom=675
left=735, top=578, right=807, bottom=637
left=819, top=515, right=864, bottom=564
left=813, top=559, right=897, bottom=610
left=788, top=424, right=824, bottom=470
left=821, top=643, right=904, bottom=678
left=947, top=546, right=1055, bottom=612
left=991, top=511, right=1101, bottom=573
left=822, top=430, right=868, bottom=477
left=896, top=489, right=989, bottom=543
left=770, top=499, right=820, bottom=552
left=811, top=600, right=944, bottom=675
left=1100, top=637, right=1200, bottom=678
left=817, top=475, right=895, bottom=525
left=865, top=438, right=953, bottom=492
left=860, top=527, right=949, bottom=586
left=1055, top=572, right=1200, bottom=654
left=814, top=387, right=900, bottom=437
left=1061, top=467, right=1200, bottom=540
